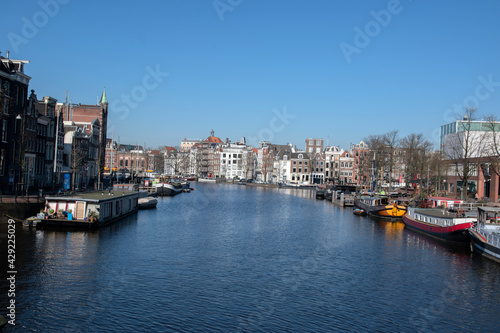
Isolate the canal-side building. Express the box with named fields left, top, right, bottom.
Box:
left=147, top=149, right=164, bottom=176
left=104, top=139, right=118, bottom=176
left=60, top=88, right=108, bottom=183
left=324, top=146, right=342, bottom=184
left=441, top=118, right=500, bottom=201
left=272, top=146, right=292, bottom=184
left=0, top=52, right=32, bottom=193
left=351, top=141, right=371, bottom=189
left=290, top=152, right=311, bottom=184
left=220, top=137, right=254, bottom=180
left=339, top=150, right=354, bottom=185
left=37, top=96, right=63, bottom=188
left=164, top=146, right=179, bottom=176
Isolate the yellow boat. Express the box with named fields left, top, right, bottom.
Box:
left=354, top=196, right=407, bottom=218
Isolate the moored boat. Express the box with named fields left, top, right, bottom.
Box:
left=154, top=182, right=183, bottom=196
left=315, top=188, right=325, bottom=200
left=353, top=208, right=367, bottom=216
left=469, top=207, right=500, bottom=263
left=138, top=197, right=158, bottom=209
left=39, top=190, right=139, bottom=228
left=198, top=177, right=217, bottom=183
left=403, top=207, right=476, bottom=243
left=354, top=196, right=406, bottom=219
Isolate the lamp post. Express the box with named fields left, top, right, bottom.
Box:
left=15, top=113, right=27, bottom=198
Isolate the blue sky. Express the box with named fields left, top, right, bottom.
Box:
left=2, top=0, right=500, bottom=150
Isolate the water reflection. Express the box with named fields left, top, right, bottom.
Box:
left=1, top=184, right=500, bottom=332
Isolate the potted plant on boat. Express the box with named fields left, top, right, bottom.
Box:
left=88, top=210, right=99, bottom=223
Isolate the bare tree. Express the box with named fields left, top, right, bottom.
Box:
left=400, top=133, right=432, bottom=194
left=443, top=107, right=485, bottom=200
left=364, top=134, right=384, bottom=191
left=382, top=130, right=399, bottom=189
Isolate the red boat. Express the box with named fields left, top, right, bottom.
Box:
left=402, top=207, right=476, bottom=243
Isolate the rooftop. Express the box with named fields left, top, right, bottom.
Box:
left=46, top=190, right=137, bottom=202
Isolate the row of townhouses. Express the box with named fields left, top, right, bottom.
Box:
left=0, top=52, right=109, bottom=193
left=108, top=121, right=500, bottom=203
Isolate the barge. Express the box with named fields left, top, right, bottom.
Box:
left=403, top=207, right=476, bottom=243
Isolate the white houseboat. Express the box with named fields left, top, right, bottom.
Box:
left=40, top=190, right=139, bottom=228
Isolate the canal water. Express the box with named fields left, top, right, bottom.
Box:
left=1, top=183, right=500, bottom=332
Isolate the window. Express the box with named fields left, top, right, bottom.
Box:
left=2, top=99, right=8, bottom=115
left=1, top=120, right=7, bottom=142
left=0, top=149, right=5, bottom=176
left=293, top=167, right=296, bottom=173
left=4, top=81, right=10, bottom=96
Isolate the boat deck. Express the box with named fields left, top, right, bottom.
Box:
left=414, top=208, right=476, bottom=218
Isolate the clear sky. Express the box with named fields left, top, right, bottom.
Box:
left=2, top=0, right=500, bottom=150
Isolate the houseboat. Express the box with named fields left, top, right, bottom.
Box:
left=39, top=190, right=139, bottom=228
left=155, top=182, right=183, bottom=196
left=354, top=196, right=407, bottom=219
left=469, top=207, right=500, bottom=263
left=403, top=207, right=476, bottom=243
left=198, top=177, right=217, bottom=183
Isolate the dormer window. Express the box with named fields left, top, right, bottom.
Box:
left=298, top=154, right=303, bottom=159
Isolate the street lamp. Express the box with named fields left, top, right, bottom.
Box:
left=15, top=114, right=27, bottom=198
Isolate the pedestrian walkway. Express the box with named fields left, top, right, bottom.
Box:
left=0, top=194, right=44, bottom=203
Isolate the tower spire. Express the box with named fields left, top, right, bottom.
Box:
left=100, top=87, right=108, bottom=105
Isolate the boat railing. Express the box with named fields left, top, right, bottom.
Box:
left=484, top=230, right=500, bottom=248
left=453, top=202, right=488, bottom=211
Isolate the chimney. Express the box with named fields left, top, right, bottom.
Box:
left=6, top=51, right=9, bottom=59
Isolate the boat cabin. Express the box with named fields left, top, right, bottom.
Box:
left=43, top=190, right=139, bottom=227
